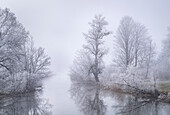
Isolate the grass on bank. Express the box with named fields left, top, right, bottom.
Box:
left=159, top=82, right=170, bottom=92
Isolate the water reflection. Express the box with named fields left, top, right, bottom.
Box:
left=115, top=97, right=170, bottom=115
left=114, top=96, right=157, bottom=115
left=70, top=83, right=106, bottom=115
left=70, top=83, right=170, bottom=115
left=0, top=91, right=52, bottom=115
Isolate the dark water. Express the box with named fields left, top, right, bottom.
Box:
left=0, top=91, right=51, bottom=115
left=1, top=73, right=170, bottom=115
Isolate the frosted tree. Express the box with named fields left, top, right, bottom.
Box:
left=114, top=16, right=154, bottom=70
left=112, top=16, right=156, bottom=90
left=83, top=15, right=111, bottom=82
left=0, top=8, right=28, bottom=74
left=70, top=50, right=94, bottom=83
left=0, top=8, right=29, bottom=92
left=0, top=8, right=51, bottom=93
left=114, top=16, right=135, bottom=68
left=158, top=28, right=170, bottom=80
left=24, top=38, right=50, bottom=75
left=10, top=38, right=51, bottom=92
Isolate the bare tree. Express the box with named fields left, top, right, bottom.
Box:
left=144, top=40, right=155, bottom=79
left=158, top=27, right=170, bottom=80
left=111, top=16, right=156, bottom=92
left=0, top=8, right=28, bottom=74
left=83, top=15, right=111, bottom=82
left=0, top=8, right=29, bottom=93
left=133, top=22, right=150, bottom=67
left=114, top=16, right=153, bottom=70
left=0, top=8, right=51, bottom=93
left=23, top=38, right=51, bottom=90
left=24, top=38, right=50, bottom=75
left=114, top=16, right=135, bottom=68
left=70, top=50, right=94, bottom=83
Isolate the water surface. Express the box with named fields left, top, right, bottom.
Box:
left=1, top=73, right=170, bottom=115
left=42, top=72, right=170, bottom=115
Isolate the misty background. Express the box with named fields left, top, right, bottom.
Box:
left=1, top=0, right=170, bottom=114
left=1, top=0, right=170, bottom=72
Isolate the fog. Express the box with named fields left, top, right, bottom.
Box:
left=1, top=0, right=170, bottom=73
left=1, top=0, right=170, bottom=114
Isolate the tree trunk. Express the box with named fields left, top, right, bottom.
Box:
left=94, top=39, right=99, bottom=82
left=94, top=75, right=99, bottom=82
left=145, top=66, right=149, bottom=79
left=134, top=50, right=138, bottom=67
left=125, top=39, right=129, bottom=67
left=145, top=41, right=152, bottom=79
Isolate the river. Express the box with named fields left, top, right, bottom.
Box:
left=1, top=72, right=170, bottom=115
left=41, top=71, right=170, bottom=115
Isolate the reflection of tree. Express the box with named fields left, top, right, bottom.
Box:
left=114, top=96, right=161, bottom=115
left=0, top=91, right=51, bottom=115
left=70, top=83, right=170, bottom=115
left=70, top=83, right=106, bottom=115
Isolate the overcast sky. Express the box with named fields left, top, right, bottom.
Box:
left=1, top=0, right=170, bottom=74
left=1, top=0, right=170, bottom=114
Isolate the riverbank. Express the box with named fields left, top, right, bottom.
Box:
left=0, top=86, right=42, bottom=100
left=101, top=81, right=170, bottom=104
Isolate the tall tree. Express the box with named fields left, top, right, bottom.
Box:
left=114, top=16, right=153, bottom=70
left=114, top=16, right=134, bottom=68
left=23, top=38, right=51, bottom=90
left=0, top=8, right=29, bottom=92
left=0, top=8, right=28, bottom=74
left=0, top=8, right=51, bottom=93
left=83, top=15, right=111, bottom=82
left=158, top=28, right=170, bottom=80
